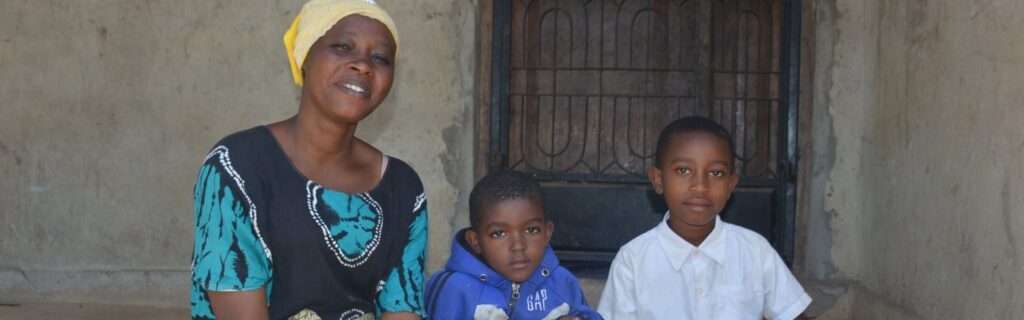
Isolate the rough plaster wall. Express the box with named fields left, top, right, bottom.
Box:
left=813, top=0, right=1024, bottom=318
left=812, top=0, right=881, bottom=283
left=803, top=0, right=839, bottom=280
left=857, top=0, right=1024, bottom=318
left=359, top=0, right=478, bottom=275
left=0, top=0, right=475, bottom=306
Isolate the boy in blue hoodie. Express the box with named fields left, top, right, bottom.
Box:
left=425, top=170, right=602, bottom=320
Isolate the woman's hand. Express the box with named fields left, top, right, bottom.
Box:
left=208, top=289, right=270, bottom=320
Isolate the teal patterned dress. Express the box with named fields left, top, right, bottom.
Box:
left=190, top=126, right=427, bottom=320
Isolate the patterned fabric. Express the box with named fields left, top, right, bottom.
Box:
left=191, top=155, right=273, bottom=319
left=190, top=126, right=427, bottom=319
left=377, top=193, right=427, bottom=313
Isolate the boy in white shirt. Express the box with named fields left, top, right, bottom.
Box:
left=598, top=116, right=811, bottom=320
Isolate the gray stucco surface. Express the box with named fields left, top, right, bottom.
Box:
left=0, top=0, right=476, bottom=306
left=807, top=0, right=1024, bottom=318
left=5, top=1, right=1024, bottom=318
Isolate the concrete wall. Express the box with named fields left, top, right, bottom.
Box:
left=0, top=0, right=476, bottom=306
left=807, top=0, right=1024, bottom=318
left=804, top=0, right=879, bottom=283
left=8, top=0, right=1024, bottom=317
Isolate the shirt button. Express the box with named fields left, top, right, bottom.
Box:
left=696, top=288, right=705, bottom=296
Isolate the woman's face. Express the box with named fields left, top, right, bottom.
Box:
left=301, top=15, right=396, bottom=123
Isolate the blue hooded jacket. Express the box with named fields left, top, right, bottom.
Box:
left=425, top=229, right=602, bottom=320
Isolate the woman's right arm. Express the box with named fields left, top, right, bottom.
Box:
left=192, top=153, right=273, bottom=319
left=208, top=289, right=270, bottom=320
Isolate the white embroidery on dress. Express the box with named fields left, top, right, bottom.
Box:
left=306, top=182, right=384, bottom=268
left=339, top=308, right=367, bottom=320
left=204, top=146, right=273, bottom=262
left=413, top=192, right=426, bottom=213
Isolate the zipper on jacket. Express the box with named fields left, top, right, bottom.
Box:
left=507, top=282, right=521, bottom=318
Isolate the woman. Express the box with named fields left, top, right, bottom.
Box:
left=190, top=1, right=425, bottom=319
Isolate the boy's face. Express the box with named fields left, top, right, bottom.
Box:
left=648, top=132, right=739, bottom=229
left=466, top=198, right=553, bottom=283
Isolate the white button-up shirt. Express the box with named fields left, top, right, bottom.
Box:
left=598, top=215, right=811, bottom=320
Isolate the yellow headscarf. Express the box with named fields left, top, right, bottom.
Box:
left=283, top=0, right=399, bottom=86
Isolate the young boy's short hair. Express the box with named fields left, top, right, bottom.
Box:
left=426, top=170, right=603, bottom=319
left=654, top=116, right=737, bottom=167
left=600, top=116, right=811, bottom=319
left=468, top=170, right=545, bottom=229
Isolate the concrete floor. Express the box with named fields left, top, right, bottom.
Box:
left=0, top=303, right=188, bottom=320
left=0, top=278, right=839, bottom=319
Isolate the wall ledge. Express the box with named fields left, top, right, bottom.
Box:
left=0, top=268, right=187, bottom=308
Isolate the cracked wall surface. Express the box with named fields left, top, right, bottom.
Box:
left=808, top=0, right=1024, bottom=318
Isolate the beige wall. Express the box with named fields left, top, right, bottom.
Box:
left=808, top=0, right=1024, bottom=318
left=0, top=0, right=477, bottom=306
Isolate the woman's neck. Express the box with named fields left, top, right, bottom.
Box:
left=286, top=107, right=360, bottom=165
left=268, top=100, right=383, bottom=193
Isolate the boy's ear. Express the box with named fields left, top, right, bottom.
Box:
left=545, top=220, right=554, bottom=242
left=465, top=229, right=482, bottom=254
left=648, top=165, right=664, bottom=195
left=728, top=171, right=740, bottom=193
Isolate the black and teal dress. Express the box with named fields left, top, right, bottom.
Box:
left=190, top=126, right=427, bottom=320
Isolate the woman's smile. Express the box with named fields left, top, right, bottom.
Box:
left=337, top=78, right=370, bottom=99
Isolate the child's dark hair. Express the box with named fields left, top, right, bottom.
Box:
left=469, top=170, right=545, bottom=230
left=654, top=116, right=737, bottom=168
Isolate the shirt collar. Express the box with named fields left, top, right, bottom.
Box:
left=655, top=213, right=727, bottom=270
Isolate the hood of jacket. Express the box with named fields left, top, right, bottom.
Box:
left=444, top=228, right=561, bottom=289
